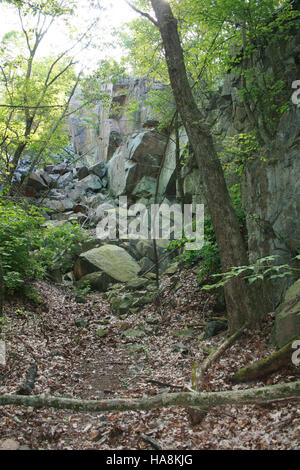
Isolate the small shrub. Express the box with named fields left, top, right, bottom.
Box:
left=0, top=199, right=45, bottom=292
left=37, top=222, right=88, bottom=275
left=168, top=184, right=245, bottom=283
left=0, top=199, right=88, bottom=294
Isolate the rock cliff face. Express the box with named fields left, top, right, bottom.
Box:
left=175, top=24, right=300, bottom=307
left=66, top=25, right=300, bottom=310
left=68, top=78, right=166, bottom=166
left=17, top=14, right=299, bottom=346
left=242, top=105, right=300, bottom=305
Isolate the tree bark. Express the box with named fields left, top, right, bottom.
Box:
left=150, top=0, right=265, bottom=332
left=0, top=380, right=299, bottom=412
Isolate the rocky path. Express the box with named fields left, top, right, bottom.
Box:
left=0, top=269, right=299, bottom=450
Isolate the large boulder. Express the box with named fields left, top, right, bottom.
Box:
left=75, top=271, right=112, bottom=292
left=132, top=176, right=156, bottom=198
left=136, top=239, right=169, bottom=261
left=76, top=165, right=89, bottom=180
left=271, top=279, right=300, bottom=347
left=26, top=172, right=48, bottom=191
left=77, top=174, right=102, bottom=193
left=89, top=161, right=107, bottom=178
left=45, top=198, right=74, bottom=212
left=107, top=129, right=167, bottom=197
left=74, top=244, right=141, bottom=285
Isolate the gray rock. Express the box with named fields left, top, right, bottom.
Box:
left=204, top=320, right=227, bottom=339
left=89, top=161, right=107, bottom=178
left=52, top=163, right=69, bottom=175
left=77, top=165, right=89, bottom=180
left=27, top=172, right=48, bottom=191
left=45, top=198, right=74, bottom=213
left=0, top=439, right=20, bottom=450
left=74, top=244, right=141, bottom=284
left=122, top=328, right=145, bottom=338
left=76, top=271, right=111, bottom=292
left=107, top=129, right=167, bottom=197
left=126, top=277, right=149, bottom=290
left=271, top=279, right=300, bottom=347
left=77, top=174, right=102, bottom=193
left=57, top=171, right=74, bottom=187
left=132, top=176, right=156, bottom=198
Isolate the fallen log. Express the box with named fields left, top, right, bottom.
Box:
left=230, top=336, right=300, bottom=384
left=0, top=380, right=299, bottom=413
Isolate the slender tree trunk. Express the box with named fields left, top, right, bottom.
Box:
left=6, top=115, right=33, bottom=188
left=174, top=112, right=185, bottom=212
left=150, top=0, right=265, bottom=332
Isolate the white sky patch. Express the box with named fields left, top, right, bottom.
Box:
left=0, top=0, right=138, bottom=72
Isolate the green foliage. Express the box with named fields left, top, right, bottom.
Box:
left=168, top=183, right=245, bottom=282
left=119, top=12, right=167, bottom=80
left=0, top=0, right=100, bottom=185
left=229, top=184, right=245, bottom=229
left=0, top=199, right=45, bottom=292
left=168, top=213, right=221, bottom=279
left=37, top=222, right=88, bottom=275
left=0, top=43, right=77, bottom=178
left=73, top=279, right=91, bottom=299
left=218, top=133, right=260, bottom=176
left=23, top=284, right=42, bottom=304
left=0, top=199, right=88, bottom=293
left=202, top=255, right=300, bottom=291
left=119, top=1, right=298, bottom=137
left=80, top=59, right=128, bottom=106
left=144, top=86, right=176, bottom=131
left=0, top=0, right=76, bottom=16
left=196, top=239, right=221, bottom=283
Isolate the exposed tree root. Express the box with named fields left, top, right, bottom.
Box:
left=192, top=323, right=248, bottom=390
left=0, top=381, right=299, bottom=412
left=231, top=336, right=300, bottom=384
left=187, top=323, right=248, bottom=425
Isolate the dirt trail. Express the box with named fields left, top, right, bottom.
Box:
left=0, top=271, right=299, bottom=450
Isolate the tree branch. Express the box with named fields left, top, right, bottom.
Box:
left=125, top=0, right=158, bottom=27
left=0, top=381, right=299, bottom=413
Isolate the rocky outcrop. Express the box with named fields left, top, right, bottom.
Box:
left=15, top=12, right=299, bottom=333
left=107, top=129, right=167, bottom=199
left=271, top=279, right=300, bottom=347
left=242, top=106, right=300, bottom=305
left=68, top=78, right=166, bottom=166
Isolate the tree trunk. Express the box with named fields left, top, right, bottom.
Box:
left=174, top=112, right=185, bottom=212
left=150, top=0, right=265, bottom=332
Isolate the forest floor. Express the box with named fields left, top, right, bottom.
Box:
left=0, top=268, right=299, bottom=450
